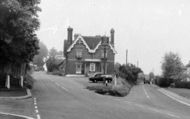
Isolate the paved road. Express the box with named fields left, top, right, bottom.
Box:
left=32, top=72, right=190, bottom=119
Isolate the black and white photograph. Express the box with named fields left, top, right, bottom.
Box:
left=0, top=0, right=190, bottom=119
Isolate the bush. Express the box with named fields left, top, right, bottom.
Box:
left=119, top=64, right=143, bottom=84
left=86, top=84, right=130, bottom=97
left=175, top=81, right=190, bottom=89
left=155, top=77, right=172, bottom=87
left=51, top=70, right=64, bottom=76
left=24, top=74, right=36, bottom=89
left=109, top=86, right=130, bottom=97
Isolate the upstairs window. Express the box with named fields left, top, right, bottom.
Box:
left=101, top=50, right=108, bottom=58
left=76, top=49, right=82, bottom=58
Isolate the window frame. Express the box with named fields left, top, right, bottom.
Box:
left=90, top=63, right=96, bottom=72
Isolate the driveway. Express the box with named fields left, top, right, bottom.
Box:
left=32, top=72, right=190, bottom=119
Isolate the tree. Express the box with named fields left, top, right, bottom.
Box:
left=149, top=72, right=154, bottom=80
left=114, top=62, right=121, bottom=74
left=162, top=52, right=185, bottom=81
left=119, top=64, right=143, bottom=84
left=0, top=0, right=41, bottom=66
left=49, top=47, right=58, bottom=58
left=33, top=42, right=48, bottom=67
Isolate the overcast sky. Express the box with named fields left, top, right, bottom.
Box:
left=37, top=0, right=190, bottom=75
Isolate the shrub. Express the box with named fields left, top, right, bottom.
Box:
left=24, top=74, right=36, bottom=89
left=86, top=83, right=130, bottom=97
left=52, top=70, right=64, bottom=76
left=155, top=77, right=172, bottom=87
left=119, top=64, right=143, bottom=84
left=109, top=86, right=130, bottom=97
left=46, top=58, right=59, bottom=72
left=175, top=81, right=190, bottom=89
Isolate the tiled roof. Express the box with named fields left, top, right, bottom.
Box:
left=66, top=35, right=116, bottom=54
left=82, top=36, right=102, bottom=50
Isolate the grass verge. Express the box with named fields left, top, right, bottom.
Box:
left=0, top=88, right=27, bottom=97
left=167, top=87, right=190, bottom=99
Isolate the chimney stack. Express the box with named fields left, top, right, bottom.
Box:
left=110, top=28, right=115, bottom=46
left=67, top=27, right=73, bottom=45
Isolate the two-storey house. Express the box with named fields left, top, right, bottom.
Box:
left=64, top=27, right=116, bottom=75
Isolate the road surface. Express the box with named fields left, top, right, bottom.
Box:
left=32, top=72, right=190, bottom=119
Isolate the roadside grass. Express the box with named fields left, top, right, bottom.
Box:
left=87, top=77, right=132, bottom=97
left=0, top=114, right=26, bottom=119
left=167, top=87, right=190, bottom=99
left=0, top=88, right=27, bottom=97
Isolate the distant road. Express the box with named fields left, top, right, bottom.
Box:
left=32, top=72, right=190, bottom=119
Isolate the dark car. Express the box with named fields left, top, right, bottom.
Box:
left=89, top=72, right=113, bottom=83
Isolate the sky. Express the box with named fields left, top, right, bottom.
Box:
left=36, top=0, right=190, bottom=75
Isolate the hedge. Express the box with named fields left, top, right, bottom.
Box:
left=175, top=81, right=190, bottom=89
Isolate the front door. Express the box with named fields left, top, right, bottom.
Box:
left=76, top=63, right=82, bottom=74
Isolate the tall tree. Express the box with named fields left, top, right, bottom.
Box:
left=49, top=47, right=58, bottom=58
left=33, top=42, right=48, bottom=67
left=162, top=52, right=184, bottom=81
left=149, top=72, right=154, bottom=80
left=0, top=0, right=41, bottom=65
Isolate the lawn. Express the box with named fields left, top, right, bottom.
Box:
left=167, top=87, right=190, bottom=99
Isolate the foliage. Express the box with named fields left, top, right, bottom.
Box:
left=49, top=47, right=58, bottom=58
left=155, top=77, right=172, bottom=87
left=118, top=64, right=143, bottom=84
left=87, top=82, right=131, bottom=97
left=175, top=81, right=190, bottom=89
left=114, top=62, right=121, bottom=75
left=33, top=42, right=48, bottom=67
left=109, top=86, right=130, bottom=97
left=0, top=0, right=41, bottom=66
left=24, top=73, right=35, bottom=89
left=162, top=52, right=185, bottom=82
left=46, top=57, right=64, bottom=73
left=149, top=72, right=154, bottom=80
left=51, top=70, right=64, bottom=76
left=46, top=57, right=58, bottom=72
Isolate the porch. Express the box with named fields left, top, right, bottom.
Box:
left=75, top=59, right=107, bottom=75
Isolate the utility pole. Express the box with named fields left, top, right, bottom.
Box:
left=126, top=49, right=128, bottom=65
left=137, top=60, right=139, bottom=67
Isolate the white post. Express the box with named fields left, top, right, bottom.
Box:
left=6, top=75, right=10, bottom=89
left=20, top=76, right=24, bottom=88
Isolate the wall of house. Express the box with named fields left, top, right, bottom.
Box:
left=66, top=40, right=115, bottom=75
left=93, top=45, right=115, bottom=62
left=107, top=62, right=115, bottom=74
left=66, top=60, right=76, bottom=74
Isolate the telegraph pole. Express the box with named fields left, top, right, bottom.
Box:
left=126, top=49, right=128, bottom=65
left=137, top=60, right=139, bottom=67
